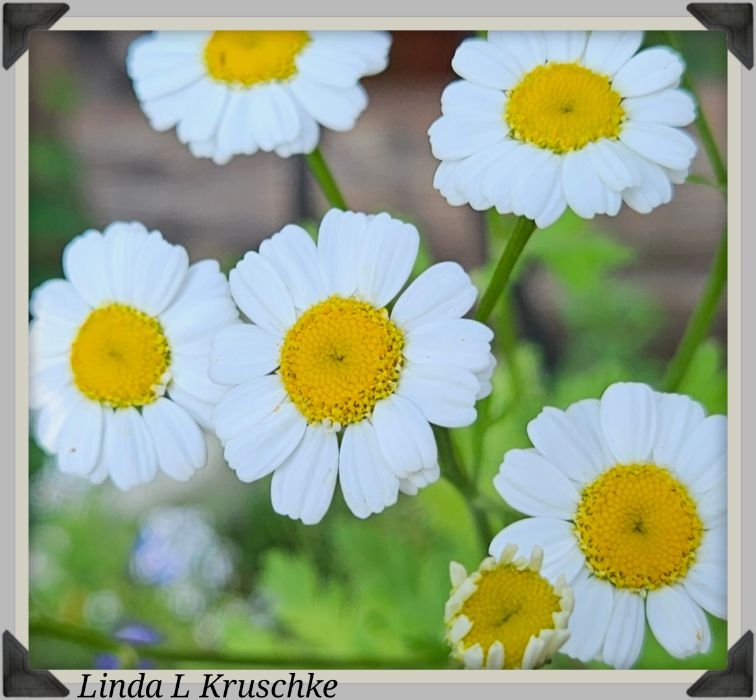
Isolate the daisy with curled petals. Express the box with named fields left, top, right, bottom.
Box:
left=491, top=382, right=726, bottom=668
left=445, top=544, right=573, bottom=669
left=211, top=209, right=495, bottom=524
left=127, top=30, right=391, bottom=164
left=429, top=31, right=697, bottom=227
left=30, top=222, right=238, bottom=490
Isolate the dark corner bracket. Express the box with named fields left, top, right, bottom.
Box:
left=688, top=630, right=753, bottom=697
left=688, top=3, right=754, bottom=68
left=2, top=631, right=69, bottom=697
left=2, top=3, right=70, bottom=69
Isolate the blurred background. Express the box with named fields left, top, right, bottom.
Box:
left=28, top=29, right=728, bottom=670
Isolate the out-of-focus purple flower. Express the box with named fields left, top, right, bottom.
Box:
left=115, top=622, right=162, bottom=646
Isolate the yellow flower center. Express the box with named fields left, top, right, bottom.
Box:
left=574, top=464, right=703, bottom=590
left=70, top=303, right=171, bottom=408
left=459, top=564, right=562, bottom=669
left=279, top=295, right=405, bottom=427
left=505, top=62, right=625, bottom=154
left=204, top=30, right=310, bottom=87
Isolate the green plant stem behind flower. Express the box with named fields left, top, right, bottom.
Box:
left=475, top=215, right=538, bottom=323
left=304, top=147, right=348, bottom=210
left=663, top=227, right=727, bottom=392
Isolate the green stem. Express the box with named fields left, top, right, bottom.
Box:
left=662, top=227, right=727, bottom=391
left=30, top=618, right=447, bottom=669
left=435, top=427, right=495, bottom=552
left=304, top=147, right=348, bottom=210
left=475, top=215, right=537, bottom=323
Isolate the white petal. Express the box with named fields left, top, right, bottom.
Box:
left=543, top=31, right=587, bottom=63
left=561, top=574, right=614, bottom=662
left=620, top=122, right=697, bottom=170
left=175, top=79, right=228, bottom=144
left=509, top=149, right=567, bottom=228
left=243, top=84, right=300, bottom=151
left=601, top=590, right=645, bottom=668
left=170, top=352, right=227, bottom=410
left=339, top=420, right=399, bottom=518
left=102, top=221, right=152, bottom=303
left=131, top=230, right=189, bottom=316
left=600, top=382, right=657, bottom=463
left=562, top=149, right=613, bottom=218
left=440, top=80, right=507, bottom=120
left=102, top=408, right=159, bottom=491
left=229, top=252, right=296, bottom=335
left=372, top=394, right=438, bottom=478
left=527, top=404, right=606, bottom=483
left=494, top=449, right=580, bottom=518
left=271, top=425, right=338, bottom=525
left=224, top=401, right=306, bottom=482
left=259, top=224, right=326, bottom=310
left=306, top=31, right=391, bottom=76
left=213, top=375, right=287, bottom=442
left=612, top=46, right=685, bottom=97
left=142, top=398, right=206, bottom=480
left=30, top=358, right=72, bottom=409
left=397, top=362, right=479, bottom=428
left=584, top=140, right=642, bottom=192
left=160, top=260, right=238, bottom=350
left=216, top=91, right=259, bottom=159
left=489, top=517, right=586, bottom=584
left=451, top=39, right=521, bottom=90
left=33, top=386, right=78, bottom=453
left=404, top=318, right=493, bottom=373
left=673, top=415, right=726, bottom=493
left=652, top=392, right=706, bottom=470
left=566, top=398, right=615, bottom=470
left=647, top=586, right=711, bottom=657
left=398, top=462, right=440, bottom=495
left=317, top=209, right=369, bottom=297
left=463, top=643, right=484, bottom=669
left=391, top=262, right=477, bottom=330
left=289, top=77, right=367, bottom=131
left=209, top=323, right=281, bottom=385
left=56, top=399, right=104, bottom=477
left=62, top=229, right=112, bottom=307
left=582, top=31, right=644, bottom=76
left=486, top=32, right=547, bottom=74
left=30, top=279, right=90, bottom=326
left=623, top=89, right=696, bottom=126
left=621, top=151, right=674, bottom=213
left=683, top=550, right=727, bottom=620
left=697, top=483, right=727, bottom=530
left=358, top=214, right=419, bottom=307
left=486, top=641, right=505, bottom=669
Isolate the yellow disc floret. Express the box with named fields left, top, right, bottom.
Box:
left=70, top=303, right=171, bottom=408
left=204, top=30, right=310, bottom=87
left=279, top=295, right=405, bottom=427
left=505, top=62, right=625, bottom=154
left=574, top=464, right=703, bottom=590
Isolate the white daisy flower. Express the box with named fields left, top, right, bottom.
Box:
left=491, top=382, right=726, bottom=668
left=211, top=209, right=495, bottom=524
left=445, top=544, right=573, bottom=669
left=30, top=221, right=239, bottom=490
left=126, top=30, right=392, bottom=164
left=429, top=31, right=697, bottom=227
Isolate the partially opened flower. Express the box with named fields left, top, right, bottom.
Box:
left=491, top=382, right=726, bottom=668
left=30, top=222, right=238, bottom=489
left=445, top=544, right=572, bottom=669
left=211, top=209, right=495, bottom=524
left=127, top=30, right=391, bottom=164
left=429, top=31, right=697, bottom=227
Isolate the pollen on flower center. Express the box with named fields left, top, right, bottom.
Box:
left=204, top=30, right=310, bottom=87
left=70, top=303, right=171, bottom=408
left=574, top=463, right=703, bottom=590
left=459, top=563, right=562, bottom=669
left=505, top=62, right=625, bottom=154
left=279, top=295, right=405, bottom=427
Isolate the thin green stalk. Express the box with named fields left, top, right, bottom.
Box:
left=30, top=618, right=447, bottom=669
left=475, top=215, right=537, bottom=323
left=663, top=227, right=727, bottom=391
left=435, top=427, right=495, bottom=551
left=304, top=146, right=348, bottom=210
